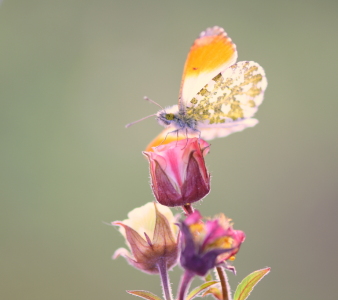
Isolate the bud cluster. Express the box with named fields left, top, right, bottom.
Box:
left=111, top=137, right=246, bottom=300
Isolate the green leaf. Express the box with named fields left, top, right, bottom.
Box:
left=204, top=272, right=213, bottom=282
left=234, top=267, right=271, bottom=300
left=201, top=287, right=222, bottom=300
left=186, top=281, right=219, bottom=300
left=127, top=290, right=163, bottom=300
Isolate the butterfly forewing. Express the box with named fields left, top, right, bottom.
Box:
left=179, top=27, right=237, bottom=111
left=185, top=61, right=267, bottom=126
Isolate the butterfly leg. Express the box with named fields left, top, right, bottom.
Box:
left=156, top=129, right=179, bottom=148
left=192, top=128, right=202, bottom=144
left=175, top=130, right=179, bottom=147
left=181, top=128, right=190, bottom=150
left=197, top=129, right=201, bottom=141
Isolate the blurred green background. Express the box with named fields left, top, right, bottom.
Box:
left=1, top=0, right=337, bottom=299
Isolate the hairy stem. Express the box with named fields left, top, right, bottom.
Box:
left=157, top=258, right=173, bottom=300
left=216, top=266, right=231, bottom=300
left=177, top=270, right=195, bottom=300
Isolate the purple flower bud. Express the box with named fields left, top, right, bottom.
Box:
left=179, top=210, right=245, bottom=276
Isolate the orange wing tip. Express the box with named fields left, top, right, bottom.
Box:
left=184, top=27, right=237, bottom=76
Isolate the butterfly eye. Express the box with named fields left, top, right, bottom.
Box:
left=165, top=113, right=175, bottom=121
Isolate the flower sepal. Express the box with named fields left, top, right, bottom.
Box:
left=113, top=202, right=179, bottom=274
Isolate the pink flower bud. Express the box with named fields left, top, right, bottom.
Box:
left=112, top=202, right=179, bottom=274
left=143, top=138, right=210, bottom=207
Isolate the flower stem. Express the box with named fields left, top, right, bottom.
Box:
left=157, top=258, right=173, bottom=300
left=177, top=270, right=195, bottom=300
left=216, top=266, right=231, bottom=300
left=182, top=204, right=194, bottom=215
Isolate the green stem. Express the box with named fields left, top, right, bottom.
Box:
left=157, top=257, right=173, bottom=300
left=216, top=266, right=231, bottom=300
left=177, top=270, right=195, bottom=300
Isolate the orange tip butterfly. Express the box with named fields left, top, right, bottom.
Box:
left=126, top=26, right=267, bottom=150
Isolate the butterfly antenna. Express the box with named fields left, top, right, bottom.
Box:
left=144, top=96, right=165, bottom=111
left=125, top=114, right=157, bottom=128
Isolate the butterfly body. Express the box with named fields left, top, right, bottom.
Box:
left=156, top=105, right=198, bottom=134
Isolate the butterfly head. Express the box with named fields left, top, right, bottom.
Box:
left=156, top=110, right=176, bottom=127
left=156, top=105, right=198, bottom=133
left=154, top=105, right=178, bottom=127
left=165, top=113, right=175, bottom=121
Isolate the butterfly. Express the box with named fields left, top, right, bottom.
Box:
left=126, top=26, right=267, bottom=150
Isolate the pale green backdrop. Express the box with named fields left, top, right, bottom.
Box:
left=1, top=1, right=337, bottom=300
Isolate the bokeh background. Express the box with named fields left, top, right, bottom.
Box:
left=1, top=1, right=338, bottom=299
